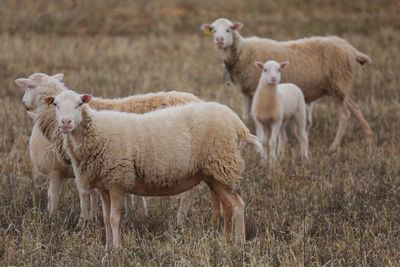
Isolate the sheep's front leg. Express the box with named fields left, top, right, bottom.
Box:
left=76, top=187, right=90, bottom=229
left=269, top=123, right=281, bottom=164
left=177, top=189, right=194, bottom=225
left=277, top=123, right=287, bottom=158
left=89, top=190, right=99, bottom=223
left=329, top=100, right=350, bottom=152
left=47, top=170, right=64, bottom=214
left=305, top=103, right=314, bottom=134
left=109, top=190, right=124, bottom=249
left=97, top=189, right=112, bottom=251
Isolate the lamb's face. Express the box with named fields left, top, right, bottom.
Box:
left=15, top=73, right=64, bottom=111
left=201, top=18, right=243, bottom=50
left=255, top=60, right=289, bottom=85
left=47, top=91, right=92, bottom=134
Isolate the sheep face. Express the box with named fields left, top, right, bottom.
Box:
left=45, top=91, right=92, bottom=134
left=255, top=60, right=289, bottom=86
left=15, top=73, right=64, bottom=111
left=201, top=18, right=243, bottom=50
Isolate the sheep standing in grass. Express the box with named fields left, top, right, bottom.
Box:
left=46, top=90, right=260, bottom=249
left=201, top=18, right=373, bottom=152
left=15, top=73, right=201, bottom=226
left=252, top=60, right=309, bottom=163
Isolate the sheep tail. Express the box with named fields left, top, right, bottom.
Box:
left=242, top=133, right=264, bottom=159
left=355, top=51, right=371, bottom=65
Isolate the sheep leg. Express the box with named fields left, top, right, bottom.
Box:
left=255, top=121, right=266, bottom=145
left=97, top=189, right=112, bottom=251
left=329, top=100, right=351, bottom=152
left=47, top=170, right=64, bottom=214
left=277, top=122, right=287, bottom=158
left=76, top=187, right=90, bottom=229
left=135, top=196, right=148, bottom=218
left=241, top=94, right=252, bottom=125
left=269, top=123, right=281, bottom=164
left=345, top=97, right=374, bottom=142
left=124, top=194, right=131, bottom=216
left=109, top=190, right=124, bottom=249
left=210, top=191, right=222, bottom=226
left=305, top=103, right=314, bottom=134
left=177, top=189, right=194, bottom=225
left=89, top=190, right=99, bottom=223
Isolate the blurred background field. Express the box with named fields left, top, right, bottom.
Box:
left=0, top=0, right=400, bottom=265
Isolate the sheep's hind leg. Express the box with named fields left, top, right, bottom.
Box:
left=345, top=97, right=374, bottom=143
left=329, top=99, right=350, bottom=152
left=305, top=103, right=314, bottom=134
left=97, top=189, right=112, bottom=251
left=76, top=187, right=90, bottom=229
left=109, top=190, right=124, bottom=249
left=277, top=122, right=288, bottom=158
left=89, top=190, right=99, bottom=223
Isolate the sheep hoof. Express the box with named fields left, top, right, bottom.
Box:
left=75, top=218, right=88, bottom=230
left=328, top=143, right=340, bottom=153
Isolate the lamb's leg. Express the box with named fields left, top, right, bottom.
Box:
left=277, top=122, right=287, bottom=158
left=47, top=170, right=64, bottom=214
left=241, top=94, right=252, bottom=125
left=210, top=191, right=222, bottom=226
left=305, top=103, right=314, bottom=134
left=177, top=189, right=194, bottom=225
left=109, top=190, right=124, bottom=249
left=89, top=190, right=99, bottom=222
left=135, top=196, right=148, bottom=218
left=345, top=97, right=374, bottom=143
left=76, top=187, right=90, bottom=229
left=97, top=189, right=112, bottom=251
left=329, top=100, right=350, bottom=152
left=255, top=121, right=266, bottom=145
left=269, top=123, right=281, bottom=164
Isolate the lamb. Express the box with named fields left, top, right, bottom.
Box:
left=252, top=60, right=309, bottom=163
left=201, top=18, right=373, bottom=152
left=46, top=90, right=261, bottom=249
left=15, top=73, right=201, bottom=226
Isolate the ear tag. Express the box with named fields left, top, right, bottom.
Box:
left=202, top=28, right=212, bottom=36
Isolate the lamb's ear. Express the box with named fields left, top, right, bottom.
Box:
left=81, top=94, right=92, bottom=103
left=280, top=61, right=289, bottom=69
left=231, top=21, right=243, bottom=31
left=200, top=24, right=213, bottom=35
left=254, top=61, right=264, bottom=71
left=26, top=111, right=36, bottom=120
left=51, top=73, right=64, bottom=81
left=15, top=78, right=35, bottom=88
left=43, top=96, right=55, bottom=105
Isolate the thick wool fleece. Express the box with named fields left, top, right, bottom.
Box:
left=35, top=91, right=202, bottom=165
left=65, top=102, right=252, bottom=192
left=224, top=34, right=371, bottom=102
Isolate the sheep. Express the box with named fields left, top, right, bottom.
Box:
left=15, top=73, right=201, bottom=226
left=45, top=90, right=261, bottom=249
left=252, top=60, right=309, bottom=163
left=201, top=18, right=373, bottom=152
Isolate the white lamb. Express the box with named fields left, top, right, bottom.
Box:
left=201, top=18, right=373, bottom=152
left=251, top=60, right=309, bottom=163
left=45, top=90, right=262, bottom=249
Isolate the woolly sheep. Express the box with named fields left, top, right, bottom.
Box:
left=15, top=73, right=200, bottom=226
left=201, top=18, right=373, bottom=152
left=46, top=90, right=262, bottom=249
left=252, top=60, right=309, bottom=163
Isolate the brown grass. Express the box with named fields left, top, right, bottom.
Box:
left=1, top=0, right=400, bottom=265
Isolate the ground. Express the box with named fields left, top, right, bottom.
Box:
left=0, top=0, right=399, bottom=265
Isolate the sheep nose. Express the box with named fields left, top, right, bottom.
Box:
left=216, top=37, right=224, bottom=42
left=61, top=119, right=72, bottom=125
left=271, top=77, right=276, bottom=82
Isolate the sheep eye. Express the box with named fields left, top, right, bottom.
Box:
left=263, top=69, right=267, bottom=72
left=53, top=102, right=57, bottom=107
left=226, top=29, right=230, bottom=33
left=78, top=102, right=83, bottom=107
left=28, top=85, right=35, bottom=89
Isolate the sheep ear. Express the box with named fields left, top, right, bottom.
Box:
left=280, top=61, right=289, bottom=69
left=231, top=21, right=243, bottom=31
left=26, top=111, right=36, bottom=120
left=81, top=94, right=92, bottom=103
left=51, top=73, right=64, bottom=81
left=200, top=24, right=213, bottom=35
left=254, top=62, right=264, bottom=71
left=15, top=78, right=35, bottom=88
left=43, top=96, right=55, bottom=105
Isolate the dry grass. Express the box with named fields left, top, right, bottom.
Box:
left=1, top=0, right=400, bottom=265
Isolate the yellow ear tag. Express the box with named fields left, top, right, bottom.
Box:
left=202, top=28, right=212, bottom=36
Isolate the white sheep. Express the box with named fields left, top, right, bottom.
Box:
left=45, top=90, right=262, bottom=249
left=201, top=18, right=373, bottom=152
left=252, top=60, right=309, bottom=163
left=15, top=73, right=200, bottom=226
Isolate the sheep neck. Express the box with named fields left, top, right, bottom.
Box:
left=253, top=83, right=279, bottom=121
left=221, top=31, right=243, bottom=80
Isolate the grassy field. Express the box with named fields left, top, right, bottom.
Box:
left=1, top=0, right=400, bottom=265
